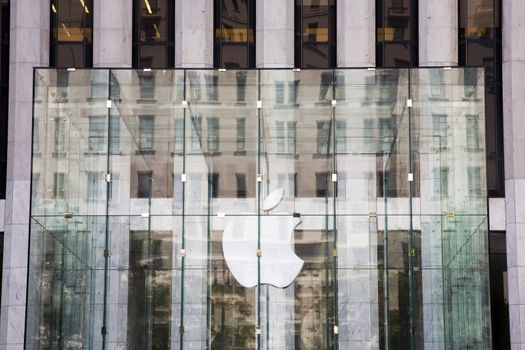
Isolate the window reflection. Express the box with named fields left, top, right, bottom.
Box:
left=295, top=0, right=336, bottom=68
left=133, top=0, right=174, bottom=68
left=50, top=0, right=93, bottom=67
left=214, top=0, right=255, bottom=68
left=459, top=0, right=503, bottom=196
left=376, top=0, right=418, bottom=67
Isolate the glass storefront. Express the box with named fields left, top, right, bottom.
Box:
left=27, top=67, right=491, bottom=349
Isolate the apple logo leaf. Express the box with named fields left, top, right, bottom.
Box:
left=262, top=188, right=284, bottom=211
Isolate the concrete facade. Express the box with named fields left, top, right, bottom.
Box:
left=502, top=1, right=525, bottom=348
left=0, top=1, right=520, bottom=348
left=418, top=0, right=458, bottom=67
left=1, top=1, right=49, bottom=349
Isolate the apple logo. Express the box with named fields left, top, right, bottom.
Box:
left=222, top=188, right=304, bottom=288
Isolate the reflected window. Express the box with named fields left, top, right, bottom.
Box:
left=109, top=116, right=120, bottom=154
left=295, top=0, right=336, bottom=68
left=466, top=114, right=480, bottom=151
left=468, top=166, right=482, bottom=196
left=379, top=118, right=392, bottom=153
left=54, top=118, right=66, bottom=155
left=335, top=119, right=346, bottom=152
left=432, top=114, right=447, bottom=150
left=139, top=115, right=155, bottom=151
left=433, top=167, right=449, bottom=197
left=316, top=120, right=330, bottom=154
left=173, top=118, right=184, bottom=153
left=90, top=70, right=107, bottom=99
left=133, top=0, right=174, bottom=68
left=139, top=73, right=156, bottom=100
left=191, top=116, right=203, bottom=152
left=276, top=121, right=296, bottom=154
left=430, top=70, right=446, bottom=98
left=236, top=117, right=246, bottom=152
left=236, top=71, right=247, bottom=102
left=88, top=116, right=105, bottom=152
left=207, top=117, right=220, bottom=152
left=459, top=0, right=503, bottom=196
left=53, top=172, right=66, bottom=199
left=137, top=171, right=153, bottom=198
left=214, top=0, right=255, bottom=68
left=50, top=0, right=93, bottom=67
left=376, top=0, right=418, bottom=67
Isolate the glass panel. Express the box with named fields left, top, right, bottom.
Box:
left=27, top=67, right=491, bottom=349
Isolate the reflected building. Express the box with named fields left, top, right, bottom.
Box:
left=27, top=67, right=490, bottom=349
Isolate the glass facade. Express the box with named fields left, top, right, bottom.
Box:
left=133, top=0, right=175, bottom=68
left=376, top=0, right=419, bottom=67
left=0, top=0, right=8, bottom=199
left=50, top=0, right=93, bottom=68
left=459, top=0, right=503, bottom=196
left=295, top=0, right=336, bottom=68
left=27, top=67, right=491, bottom=349
left=214, top=0, right=256, bottom=69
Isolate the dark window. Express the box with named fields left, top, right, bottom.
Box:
left=214, top=0, right=255, bottom=68
left=459, top=0, right=504, bottom=196
left=0, top=0, right=8, bottom=199
left=489, top=231, right=510, bottom=349
left=50, top=0, right=93, bottom=67
left=128, top=230, right=172, bottom=349
left=295, top=0, right=336, bottom=68
left=315, top=172, right=329, bottom=197
left=133, top=0, right=175, bottom=68
left=210, top=173, right=219, bottom=198
left=236, top=173, right=246, bottom=198
left=137, top=171, right=153, bottom=198
left=376, top=0, right=418, bottom=67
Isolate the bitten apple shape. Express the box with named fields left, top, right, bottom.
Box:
left=222, top=188, right=304, bottom=288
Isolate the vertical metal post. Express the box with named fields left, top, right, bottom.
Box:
left=179, top=70, right=187, bottom=350
left=383, top=156, right=390, bottom=350
left=256, top=69, right=262, bottom=350
left=407, top=69, right=417, bottom=350
left=331, top=69, right=339, bottom=350
left=101, top=69, right=112, bottom=350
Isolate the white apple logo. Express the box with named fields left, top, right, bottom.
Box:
left=222, top=188, right=304, bottom=288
